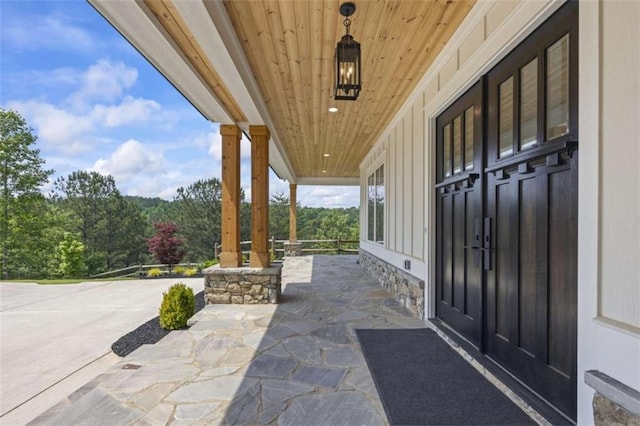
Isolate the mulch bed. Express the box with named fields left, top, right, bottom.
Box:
left=111, top=290, right=205, bottom=357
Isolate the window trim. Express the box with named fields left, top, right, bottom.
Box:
left=366, top=159, right=385, bottom=245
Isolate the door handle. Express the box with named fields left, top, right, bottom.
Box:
left=483, top=217, right=492, bottom=271
left=462, top=218, right=492, bottom=271
left=463, top=246, right=490, bottom=251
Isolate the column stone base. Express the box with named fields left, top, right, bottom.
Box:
left=204, top=263, right=282, bottom=304
left=283, top=241, right=303, bottom=257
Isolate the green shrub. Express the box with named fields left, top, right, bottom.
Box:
left=159, top=283, right=195, bottom=330
left=57, top=233, right=88, bottom=278
left=147, top=268, right=163, bottom=277
left=199, top=259, right=219, bottom=270
left=173, top=266, right=185, bottom=274
left=183, top=268, right=198, bottom=277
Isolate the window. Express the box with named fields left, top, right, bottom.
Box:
left=488, top=25, right=576, bottom=164
left=546, top=34, right=570, bottom=140
left=438, top=105, right=476, bottom=181
left=367, top=164, right=384, bottom=244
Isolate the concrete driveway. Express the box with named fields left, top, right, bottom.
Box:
left=0, top=278, right=202, bottom=425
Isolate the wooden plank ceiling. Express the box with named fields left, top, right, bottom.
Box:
left=223, top=0, right=474, bottom=179
left=146, top=0, right=475, bottom=179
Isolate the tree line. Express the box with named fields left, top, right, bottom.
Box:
left=0, top=109, right=359, bottom=279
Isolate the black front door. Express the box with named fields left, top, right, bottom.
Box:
left=484, top=3, right=578, bottom=418
left=435, top=82, right=484, bottom=348
left=435, top=2, right=578, bottom=420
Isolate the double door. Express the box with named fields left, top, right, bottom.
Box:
left=435, top=2, right=578, bottom=420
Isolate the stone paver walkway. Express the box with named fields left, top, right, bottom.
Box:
left=31, top=256, right=428, bottom=425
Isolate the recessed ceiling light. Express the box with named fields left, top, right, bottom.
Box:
left=323, top=153, right=330, bottom=157
left=328, top=107, right=339, bottom=113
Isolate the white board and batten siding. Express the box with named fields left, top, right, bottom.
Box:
left=360, top=93, right=426, bottom=280
left=360, top=0, right=548, bottom=286
left=578, top=1, right=640, bottom=422
left=360, top=1, right=640, bottom=424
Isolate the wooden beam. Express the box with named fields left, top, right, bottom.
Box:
left=144, top=0, right=247, bottom=122
left=250, top=125, right=271, bottom=268
left=289, top=183, right=297, bottom=242
left=220, top=125, right=242, bottom=268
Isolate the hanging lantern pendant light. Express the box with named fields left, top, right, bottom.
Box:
left=334, top=2, right=361, bottom=101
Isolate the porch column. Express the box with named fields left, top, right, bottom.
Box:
left=249, top=125, right=270, bottom=268
left=219, top=125, right=242, bottom=268
left=289, top=183, right=297, bottom=242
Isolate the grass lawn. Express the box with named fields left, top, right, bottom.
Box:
left=3, top=277, right=137, bottom=285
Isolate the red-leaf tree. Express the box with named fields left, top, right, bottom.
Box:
left=147, top=222, right=185, bottom=272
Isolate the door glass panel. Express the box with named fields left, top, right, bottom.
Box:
left=546, top=34, right=569, bottom=140
left=465, top=107, right=474, bottom=171
left=443, top=123, right=451, bottom=178
left=453, top=115, right=462, bottom=174
left=499, top=77, right=514, bottom=158
left=520, top=58, right=538, bottom=150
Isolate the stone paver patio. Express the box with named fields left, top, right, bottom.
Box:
left=29, top=255, right=524, bottom=425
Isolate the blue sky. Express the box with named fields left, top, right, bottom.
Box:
left=0, top=1, right=359, bottom=207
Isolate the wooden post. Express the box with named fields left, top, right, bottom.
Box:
left=337, top=237, right=341, bottom=254
left=219, top=125, right=242, bottom=267
left=249, top=125, right=271, bottom=268
left=289, top=183, right=297, bottom=242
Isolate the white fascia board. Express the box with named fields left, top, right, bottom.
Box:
left=171, top=0, right=262, bottom=124
left=268, top=139, right=295, bottom=182
left=296, top=177, right=360, bottom=186
left=88, top=0, right=233, bottom=124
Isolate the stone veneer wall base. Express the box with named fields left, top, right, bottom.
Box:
left=204, top=263, right=282, bottom=304
left=586, top=370, right=640, bottom=426
left=359, top=250, right=424, bottom=320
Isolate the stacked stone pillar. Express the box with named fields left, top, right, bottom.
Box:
left=204, top=124, right=281, bottom=305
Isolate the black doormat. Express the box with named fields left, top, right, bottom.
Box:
left=355, top=328, right=536, bottom=425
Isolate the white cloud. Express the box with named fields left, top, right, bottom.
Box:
left=8, top=100, right=95, bottom=154
left=207, top=132, right=223, bottom=161
left=22, top=67, right=82, bottom=87
left=126, top=172, right=183, bottom=199
left=269, top=176, right=290, bottom=198
left=241, top=135, right=252, bottom=159
left=92, top=96, right=161, bottom=127
left=7, top=59, right=167, bottom=154
left=93, top=139, right=164, bottom=181
left=70, top=59, right=138, bottom=106
left=90, top=141, right=225, bottom=200
left=2, top=14, right=95, bottom=52
left=206, top=132, right=251, bottom=161
left=299, top=186, right=360, bottom=208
